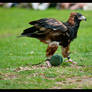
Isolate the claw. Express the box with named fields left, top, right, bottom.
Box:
left=46, top=61, right=52, bottom=67
left=65, top=59, right=77, bottom=65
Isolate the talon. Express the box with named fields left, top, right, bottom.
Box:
left=69, top=59, right=77, bottom=64
left=65, top=59, right=77, bottom=65
left=68, top=59, right=73, bottom=62
left=46, top=60, right=52, bottom=67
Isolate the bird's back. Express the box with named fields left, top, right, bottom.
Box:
left=21, top=18, right=68, bottom=44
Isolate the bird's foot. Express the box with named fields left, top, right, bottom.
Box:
left=45, top=59, right=52, bottom=67
left=65, top=59, right=77, bottom=65
left=46, top=61, right=52, bottom=67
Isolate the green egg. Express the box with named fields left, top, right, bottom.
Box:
left=50, top=54, right=63, bottom=66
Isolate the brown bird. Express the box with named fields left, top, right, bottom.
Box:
left=20, top=12, right=86, bottom=67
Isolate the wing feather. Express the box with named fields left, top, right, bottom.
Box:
left=29, top=18, right=67, bottom=32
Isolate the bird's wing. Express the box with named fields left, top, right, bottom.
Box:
left=29, top=18, right=68, bottom=32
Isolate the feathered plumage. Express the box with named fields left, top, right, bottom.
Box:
left=20, top=12, right=86, bottom=66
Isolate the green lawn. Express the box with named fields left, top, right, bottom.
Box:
left=0, top=7, right=92, bottom=89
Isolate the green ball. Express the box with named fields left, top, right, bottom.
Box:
left=50, top=54, right=63, bottom=66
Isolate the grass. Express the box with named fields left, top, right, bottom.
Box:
left=0, top=7, right=92, bottom=89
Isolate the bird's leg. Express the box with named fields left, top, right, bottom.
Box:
left=46, top=41, right=59, bottom=67
left=61, top=45, right=77, bottom=64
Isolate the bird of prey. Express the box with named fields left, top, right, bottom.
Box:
left=20, top=12, right=86, bottom=67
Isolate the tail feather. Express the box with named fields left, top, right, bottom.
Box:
left=20, top=26, right=46, bottom=39
left=21, top=27, right=37, bottom=35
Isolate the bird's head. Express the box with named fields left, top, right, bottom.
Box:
left=68, top=12, right=86, bottom=26
left=75, top=12, right=87, bottom=21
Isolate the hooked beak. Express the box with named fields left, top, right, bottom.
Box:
left=79, top=16, right=87, bottom=21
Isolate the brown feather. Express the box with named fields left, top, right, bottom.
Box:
left=29, top=18, right=67, bottom=32
left=46, top=43, right=58, bottom=57
left=67, top=12, right=77, bottom=26
left=61, top=45, right=70, bottom=58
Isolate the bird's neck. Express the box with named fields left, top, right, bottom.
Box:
left=72, top=18, right=80, bottom=32
left=66, top=17, right=81, bottom=41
